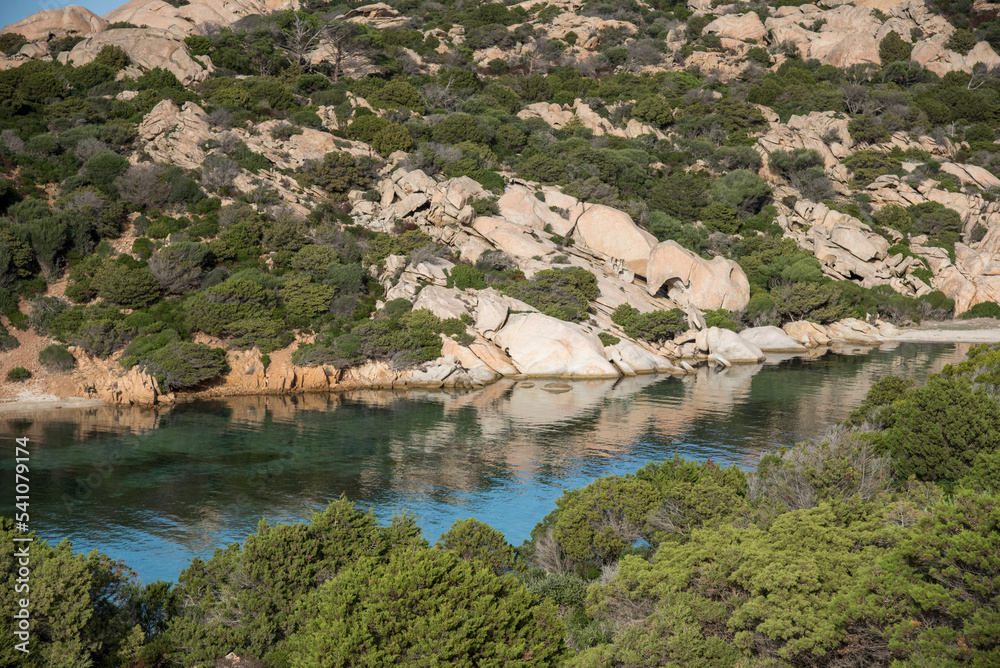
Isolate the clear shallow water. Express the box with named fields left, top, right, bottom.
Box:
left=0, top=342, right=971, bottom=583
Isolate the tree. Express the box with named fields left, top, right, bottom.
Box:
left=879, top=31, right=912, bottom=63
left=945, top=28, right=977, bottom=55
left=325, top=20, right=369, bottom=82
left=344, top=115, right=413, bottom=155
left=883, top=375, right=1000, bottom=482
left=148, top=242, right=209, bottom=294
left=710, top=169, right=772, bottom=217
left=140, top=341, right=229, bottom=390
left=284, top=549, right=567, bottom=666
left=296, top=151, right=369, bottom=196
left=94, top=263, right=161, bottom=309
left=437, top=518, right=515, bottom=576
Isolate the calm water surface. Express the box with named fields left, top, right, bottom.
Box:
left=0, top=342, right=970, bottom=583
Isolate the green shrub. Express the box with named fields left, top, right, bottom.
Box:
left=945, top=28, right=977, bottom=55
left=771, top=281, right=848, bottom=323
left=186, top=276, right=277, bottom=336
left=647, top=211, right=708, bottom=252
left=883, top=375, right=1000, bottom=482
left=843, top=149, right=903, bottom=185
left=547, top=475, right=660, bottom=568
left=39, top=344, right=76, bottom=371
left=847, top=115, right=890, bottom=144
left=879, top=31, right=913, bottom=63
left=502, top=267, right=598, bottom=321
left=296, top=151, right=369, bottom=197
left=447, top=264, right=487, bottom=290
left=93, top=263, right=161, bottom=309
left=436, top=518, right=515, bottom=576
left=282, top=276, right=336, bottom=326
left=961, top=301, right=1000, bottom=319
left=0, top=324, right=17, bottom=352
left=6, top=366, right=31, bottom=381
left=710, top=169, right=771, bottom=217
left=598, top=332, right=620, bottom=346
left=139, top=341, right=229, bottom=391
left=432, top=113, right=486, bottom=145
left=93, top=44, right=130, bottom=70
left=284, top=548, right=566, bottom=666
left=611, top=304, right=685, bottom=342
left=345, top=115, right=413, bottom=155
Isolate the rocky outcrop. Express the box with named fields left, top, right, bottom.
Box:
left=139, top=99, right=212, bottom=170
left=703, top=13, right=767, bottom=42
left=739, top=326, right=808, bottom=352
left=517, top=99, right=664, bottom=140
left=344, top=3, right=410, bottom=29
left=497, top=185, right=582, bottom=237
left=60, top=28, right=213, bottom=85
left=491, top=313, right=620, bottom=377
left=575, top=205, right=658, bottom=277
left=2, top=5, right=107, bottom=41
left=646, top=241, right=750, bottom=311
left=695, top=327, right=765, bottom=364
left=103, top=0, right=297, bottom=37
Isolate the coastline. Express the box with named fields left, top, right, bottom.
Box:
left=3, top=323, right=998, bottom=414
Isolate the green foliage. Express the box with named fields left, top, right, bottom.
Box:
left=139, top=341, right=228, bottom=391
left=844, top=149, right=903, bottom=185
left=646, top=211, right=708, bottom=252
left=700, top=202, right=740, bottom=234
left=648, top=171, right=710, bottom=222
left=611, top=305, right=685, bottom=343
left=879, top=31, right=913, bottom=63
left=93, top=262, right=161, bottom=309
left=502, top=267, right=598, bottom=321
left=186, top=275, right=277, bottom=337
left=39, top=344, right=75, bottom=371
left=284, top=548, right=566, bottom=666
left=93, top=44, right=131, bottom=70
left=883, top=374, right=1000, bottom=482
left=292, top=305, right=462, bottom=368
left=632, top=95, right=674, bottom=128
left=771, top=281, right=848, bottom=323
left=281, top=275, right=336, bottom=326
left=432, top=113, right=486, bottom=145
left=598, top=332, right=620, bottom=346
left=362, top=229, right=433, bottom=265
left=847, top=115, right=891, bottom=144
left=961, top=300, right=1000, bottom=319
left=945, top=28, right=977, bottom=55
left=847, top=375, right=915, bottom=428
left=710, top=169, right=771, bottom=217
left=296, top=151, right=369, bottom=196
left=447, top=263, right=487, bottom=290
left=6, top=366, right=30, bottom=381
left=550, top=475, right=660, bottom=568
left=0, top=324, right=17, bottom=352
left=345, top=115, right=413, bottom=155
left=367, top=79, right=425, bottom=114
left=437, top=517, right=515, bottom=575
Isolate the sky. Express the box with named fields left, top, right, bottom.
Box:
left=1, top=0, right=121, bottom=32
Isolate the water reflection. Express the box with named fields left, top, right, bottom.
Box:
left=0, top=342, right=971, bottom=583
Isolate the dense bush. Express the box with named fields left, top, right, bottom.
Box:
left=611, top=304, right=685, bottom=342
left=345, top=115, right=413, bottom=155
left=961, top=300, right=1000, bottom=319
left=138, top=341, right=229, bottom=391
left=6, top=366, right=31, bottom=381
left=296, top=151, right=369, bottom=196
left=436, top=517, right=515, bottom=575
left=502, top=267, right=598, bottom=321
left=39, top=344, right=76, bottom=371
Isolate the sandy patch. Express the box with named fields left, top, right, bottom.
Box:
left=884, top=319, right=1000, bottom=344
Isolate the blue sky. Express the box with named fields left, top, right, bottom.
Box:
left=1, top=1, right=121, bottom=32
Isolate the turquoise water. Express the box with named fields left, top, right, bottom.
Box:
left=0, top=342, right=969, bottom=584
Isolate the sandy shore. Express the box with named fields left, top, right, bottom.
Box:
left=0, top=396, right=106, bottom=413
left=884, top=319, right=1000, bottom=343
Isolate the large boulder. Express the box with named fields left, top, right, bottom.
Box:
left=61, top=28, right=212, bottom=85
left=703, top=13, right=766, bottom=42
left=138, top=100, right=212, bottom=170
left=496, top=185, right=578, bottom=236
left=606, top=339, right=678, bottom=374
left=492, top=313, right=620, bottom=377
left=412, top=285, right=474, bottom=320
left=739, top=326, right=808, bottom=352
left=103, top=0, right=296, bottom=37
left=646, top=241, right=750, bottom=311
left=696, top=327, right=765, bottom=363
left=574, top=205, right=658, bottom=277
left=2, top=6, right=107, bottom=42
left=783, top=320, right=831, bottom=347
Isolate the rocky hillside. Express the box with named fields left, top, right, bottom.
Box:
left=1, top=0, right=1000, bottom=402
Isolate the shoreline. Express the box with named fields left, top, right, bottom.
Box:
left=3, top=327, right=997, bottom=414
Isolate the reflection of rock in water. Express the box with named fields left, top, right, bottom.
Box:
left=0, top=404, right=163, bottom=441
